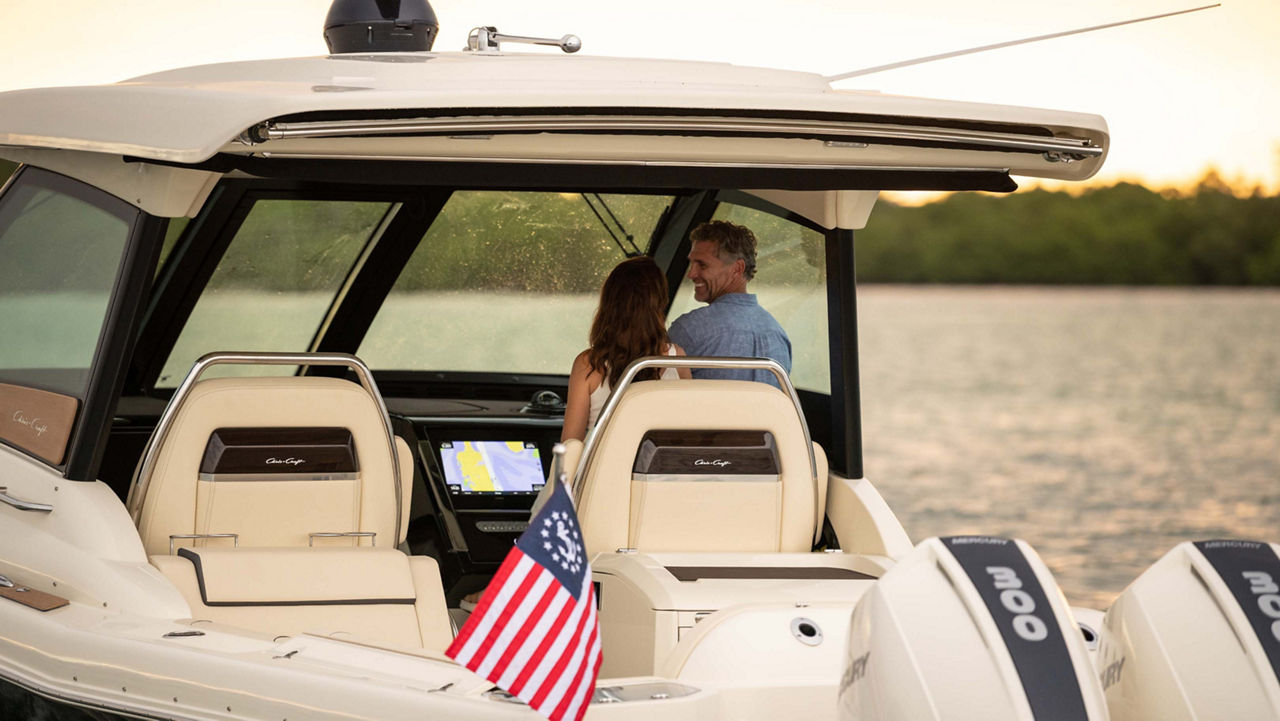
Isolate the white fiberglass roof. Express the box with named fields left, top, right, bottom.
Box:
left=0, top=51, right=1107, bottom=172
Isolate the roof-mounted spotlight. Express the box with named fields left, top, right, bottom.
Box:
left=324, top=0, right=439, bottom=54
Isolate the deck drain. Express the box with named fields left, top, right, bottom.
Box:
left=791, top=617, right=823, bottom=646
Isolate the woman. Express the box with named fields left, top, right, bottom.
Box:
left=561, top=256, right=690, bottom=442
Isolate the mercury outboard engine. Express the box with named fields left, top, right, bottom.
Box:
left=839, top=536, right=1109, bottom=721
left=1100, top=540, right=1280, bottom=720
left=324, top=0, right=438, bottom=54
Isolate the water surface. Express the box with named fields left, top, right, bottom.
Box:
left=858, top=286, right=1280, bottom=608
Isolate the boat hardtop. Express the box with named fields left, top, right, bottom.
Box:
left=0, top=2, right=1275, bottom=720
left=0, top=52, right=1107, bottom=185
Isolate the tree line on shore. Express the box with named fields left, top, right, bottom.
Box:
left=2, top=159, right=1276, bottom=286
left=856, top=174, right=1280, bottom=286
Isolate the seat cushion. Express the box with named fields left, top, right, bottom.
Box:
left=152, top=547, right=451, bottom=650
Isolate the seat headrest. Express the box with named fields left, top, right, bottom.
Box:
left=581, top=379, right=810, bottom=475
left=200, top=427, right=359, bottom=480
left=632, top=430, right=780, bottom=482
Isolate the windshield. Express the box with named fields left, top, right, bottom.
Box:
left=157, top=191, right=674, bottom=385
left=358, top=191, right=672, bottom=375
left=158, top=199, right=393, bottom=385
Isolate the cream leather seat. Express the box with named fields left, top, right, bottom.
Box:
left=133, top=375, right=411, bottom=555
left=573, top=378, right=828, bottom=557
left=128, top=353, right=450, bottom=650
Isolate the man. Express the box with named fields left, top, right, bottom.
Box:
left=668, top=220, right=792, bottom=388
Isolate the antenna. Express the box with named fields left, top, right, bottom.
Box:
left=826, top=4, right=1220, bottom=83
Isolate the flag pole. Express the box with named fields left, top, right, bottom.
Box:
left=552, top=442, right=574, bottom=508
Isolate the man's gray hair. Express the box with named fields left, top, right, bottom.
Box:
left=690, top=220, right=758, bottom=281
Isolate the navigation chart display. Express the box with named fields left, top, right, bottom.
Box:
left=440, top=440, right=544, bottom=494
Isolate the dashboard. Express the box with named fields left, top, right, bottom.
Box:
left=388, top=395, right=565, bottom=598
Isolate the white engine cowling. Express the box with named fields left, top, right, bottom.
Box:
left=1100, top=539, right=1280, bottom=721
left=838, top=536, right=1108, bottom=721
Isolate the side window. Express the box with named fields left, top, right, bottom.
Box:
left=0, top=170, right=135, bottom=464
left=157, top=200, right=391, bottom=386
left=669, top=202, right=830, bottom=393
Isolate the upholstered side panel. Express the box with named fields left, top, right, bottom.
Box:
left=409, top=555, right=453, bottom=650
left=577, top=379, right=817, bottom=556
left=138, top=377, right=402, bottom=556
left=812, top=442, right=829, bottom=545
left=395, top=436, right=413, bottom=547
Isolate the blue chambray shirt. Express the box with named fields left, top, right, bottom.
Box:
left=668, top=293, right=792, bottom=389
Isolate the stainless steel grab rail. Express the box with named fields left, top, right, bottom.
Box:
left=126, top=352, right=403, bottom=546
left=571, top=356, right=819, bottom=532
left=0, top=487, right=53, bottom=513
left=255, top=115, right=1102, bottom=159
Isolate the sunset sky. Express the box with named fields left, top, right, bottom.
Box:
left=2, top=0, right=1277, bottom=193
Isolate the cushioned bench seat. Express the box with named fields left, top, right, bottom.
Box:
left=152, top=547, right=452, bottom=650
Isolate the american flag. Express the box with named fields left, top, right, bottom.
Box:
left=446, top=481, right=601, bottom=721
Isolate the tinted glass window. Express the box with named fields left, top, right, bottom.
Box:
left=154, top=216, right=190, bottom=279
left=0, top=174, right=132, bottom=396
left=359, top=192, right=673, bottom=374
left=669, top=202, right=830, bottom=393
left=157, top=200, right=391, bottom=386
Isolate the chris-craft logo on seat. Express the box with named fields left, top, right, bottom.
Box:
left=694, top=459, right=731, bottom=467
left=11, top=411, right=48, bottom=437
left=266, top=457, right=306, bottom=466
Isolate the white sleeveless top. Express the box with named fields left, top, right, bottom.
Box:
left=587, top=346, right=679, bottom=427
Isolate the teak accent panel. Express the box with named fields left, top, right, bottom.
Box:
left=0, top=383, right=79, bottom=465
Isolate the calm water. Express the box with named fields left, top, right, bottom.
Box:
left=858, top=286, right=1280, bottom=608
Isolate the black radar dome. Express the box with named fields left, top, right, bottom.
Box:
left=324, top=0, right=439, bottom=54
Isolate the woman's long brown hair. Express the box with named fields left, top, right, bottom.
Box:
left=588, top=256, right=670, bottom=388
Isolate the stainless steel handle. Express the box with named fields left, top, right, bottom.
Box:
left=169, top=533, right=238, bottom=555
left=309, top=531, right=376, bottom=547
left=0, top=487, right=53, bottom=513
left=466, top=26, right=581, bottom=53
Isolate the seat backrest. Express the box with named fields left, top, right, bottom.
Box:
left=134, top=375, right=411, bottom=557
left=574, top=379, right=827, bottom=556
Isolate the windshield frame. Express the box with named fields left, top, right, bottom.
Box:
left=122, top=178, right=862, bottom=477
left=131, top=181, right=694, bottom=394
